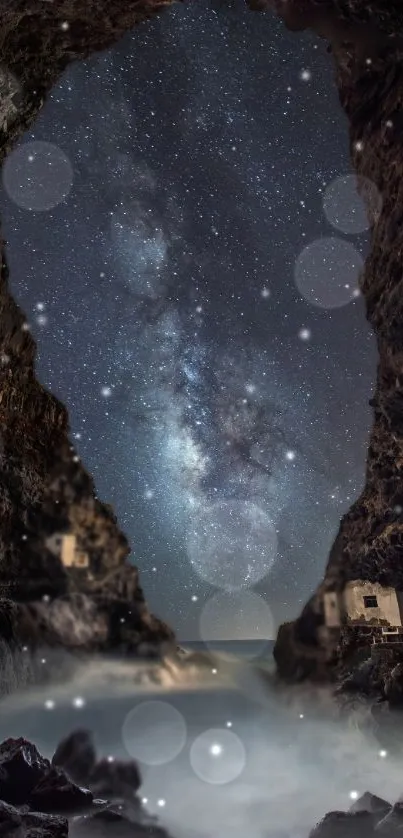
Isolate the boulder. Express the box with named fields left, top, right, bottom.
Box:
left=310, top=810, right=377, bottom=837
left=27, top=767, right=93, bottom=813
left=0, top=800, right=68, bottom=837
left=349, top=792, right=391, bottom=818
left=52, top=731, right=96, bottom=787
left=0, top=738, right=50, bottom=805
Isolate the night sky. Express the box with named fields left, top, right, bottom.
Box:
left=1, top=1, right=377, bottom=639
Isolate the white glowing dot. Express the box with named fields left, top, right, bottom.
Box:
left=212, top=668, right=217, bottom=675
left=191, top=595, right=198, bottom=602
left=22, top=646, right=28, bottom=652
left=366, top=58, right=372, bottom=65
left=300, top=69, right=312, bottom=81
left=386, top=120, right=393, bottom=128
left=44, top=699, right=55, bottom=710
left=379, top=749, right=388, bottom=758
left=157, top=799, right=166, bottom=808
left=42, top=595, right=50, bottom=603
left=352, top=288, right=361, bottom=298
left=196, top=306, right=203, bottom=314
left=36, top=302, right=45, bottom=311
left=73, top=455, right=79, bottom=462
left=28, top=155, right=34, bottom=162
left=298, top=328, right=311, bottom=341
left=285, top=450, right=296, bottom=461
left=152, top=566, right=157, bottom=572
left=36, top=315, right=48, bottom=326
left=261, top=287, right=271, bottom=299
left=100, top=271, right=105, bottom=278
left=72, top=696, right=85, bottom=709
left=210, top=743, right=223, bottom=757
left=142, top=797, right=148, bottom=805
left=145, top=489, right=154, bottom=499
left=355, top=141, right=364, bottom=152
left=299, top=713, right=304, bottom=719
left=61, top=21, right=69, bottom=30
left=21, top=322, right=30, bottom=331
left=226, top=721, right=232, bottom=728
left=107, top=755, right=115, bottom=763
left=41, top=658, right=46, bottom=664
left=349, top=790, right=359, bottom=801
left=245, top=383, right=256, bottom=395
left=101, top=386, right=112, bottom=398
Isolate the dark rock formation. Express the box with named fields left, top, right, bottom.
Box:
left=249, top=1, right=403, bottom=695
left=309, top=792, right=403, bottom=838
left=52, top=730, right=141, bottom=804
left=0, top=0, right=178, bottom=675
left=0, top=731, right=172, bottom=838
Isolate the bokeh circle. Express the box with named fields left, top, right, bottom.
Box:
left=323, top=174, right=382, bottom=235
left=2, top=140, right=73, bottom=211
left=122, top=701, right=187, bottom=766
left=186, top=499, right=277, bottom=591
left=190, top=728, right=246, bottom=785
left=199, top=590, right=275, bottom=659
left=295, top=236, right=364, bottom=309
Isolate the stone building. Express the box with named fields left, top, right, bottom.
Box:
left=45, top=532, right=89, bottom=570
left=323, top=580, right=403, bottom=645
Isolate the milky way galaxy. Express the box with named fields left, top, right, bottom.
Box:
left=1, top=0, right=377, bottom=636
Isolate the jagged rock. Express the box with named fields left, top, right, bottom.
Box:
left=384, top=663, right=403, bottom=706
left=0, top=801, right=68, bottom=837
left=52, top=729, right=141, bottom=803
left=71, top=804, right=169, bottom=837
left=27, top=767, right=93, bottom=813
left=349, top=792, right=391, bottom=818
left=309, top=810, right=377, bottom=837
left=88, top=759, right=141, bottom=802
left=0, top=732, right=172, bottom=838
left=52, top=731, right=97, bottom=787
left=376, top=803, right=403, bottom=834
left=0, top=737, right=50, bottom=805
left=22, top=810, right=69, bottom=838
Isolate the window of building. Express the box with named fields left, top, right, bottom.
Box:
left=363, top=595, right=378, bottom=609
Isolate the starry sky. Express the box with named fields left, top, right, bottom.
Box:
left=1, top=0, right=377, bottom=639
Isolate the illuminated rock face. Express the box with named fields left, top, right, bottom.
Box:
left=0, top=0, right=176, bottom=658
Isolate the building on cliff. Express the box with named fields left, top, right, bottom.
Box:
left=323, top=580, right=403, bottom=646
left=45, top=532, right=89, bottom=571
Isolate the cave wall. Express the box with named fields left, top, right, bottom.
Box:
left=255, top=0, right=403, bottom=680
left=0, top=0, right=176, bottom=642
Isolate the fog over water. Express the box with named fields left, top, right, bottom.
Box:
left=1, top=652, right=403, bottom=838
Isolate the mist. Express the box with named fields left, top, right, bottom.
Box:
left=1, top=652, right=402, bottom=838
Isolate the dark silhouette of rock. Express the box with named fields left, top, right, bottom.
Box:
left=28, top=766, right=93, bottom=813
left=52, top=730, right=141, bottom=803
left=376, top=803, right=403, bottom=835
left=71, top=804, right=170, bottom=837
left=88, top=759, right=141, bottom=802
left=0, top=737, right=51, bottom=805
left=310, top=810, right=377, bottom=838
left=0, top=799, right=68, bottom=837
left=52, top=731, right=96, bottom=787
left=0, top=732, right=173, bottom=838
left=349, top=792, right=391, bottom=818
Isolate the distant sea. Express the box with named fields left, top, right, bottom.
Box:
left=179, top=638, right=274, bottom=661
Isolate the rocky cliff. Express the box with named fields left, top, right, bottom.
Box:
left=0, top=0, right=177, bottom=667
left=248, top=0, right=403, bottom=687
